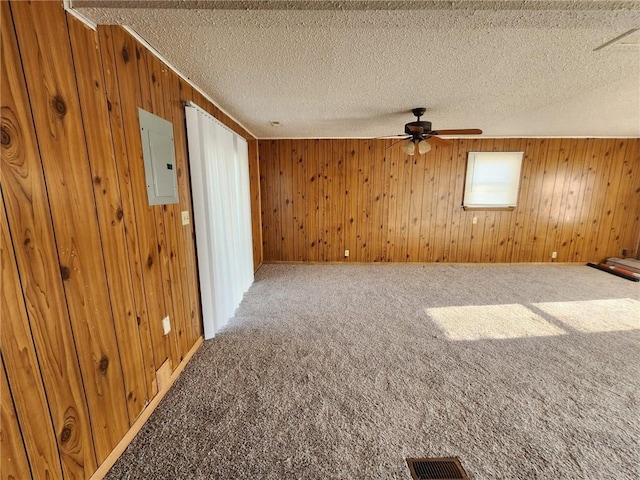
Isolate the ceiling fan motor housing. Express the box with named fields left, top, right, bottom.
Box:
left=405, top=121, right=432, bottom=137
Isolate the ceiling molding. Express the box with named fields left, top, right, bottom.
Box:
left=72, top=1, right=640, bottom=11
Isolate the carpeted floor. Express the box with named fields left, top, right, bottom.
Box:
left=106, top=264, right=640, bottom=479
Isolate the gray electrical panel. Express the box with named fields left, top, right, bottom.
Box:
left=138, top=108, right=179, bottom=206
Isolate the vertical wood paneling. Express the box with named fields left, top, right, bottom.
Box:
left=142, top=49, right=184, bottom=367
left=617, top=140, right=640, bottom=257
left=248, top=138, right=263, bottom=269
left=260, top=138, right=640, bottom=263
left=344, top=140, right=359, bottom=261
left=317, top=140, right=327, bottom=261
left=169, top=76, right=203, bottom=342
left=97, top=24, right=159, bottom=399
left=1, top=357, right=32, bottom=480
left=3, top=1, right=259, bottom=477
left=1, top=197, right=62, bottom=479
left=105, top=25, right=171, bottom=371
left=67, top=14, right=149, bottom=424
left=11, top=2, right=130, bottom=460
left=1, top=2, right=97, bottom=475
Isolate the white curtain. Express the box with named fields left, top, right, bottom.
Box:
left=185, top=104, right=254, bottom=338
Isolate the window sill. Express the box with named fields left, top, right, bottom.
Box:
left=463, top=206, right=516, bottom=211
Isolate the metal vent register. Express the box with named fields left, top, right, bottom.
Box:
left=406, top=457, right=469, bottom=480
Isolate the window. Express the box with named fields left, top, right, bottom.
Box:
left=463, top=151, right=524, bottom=209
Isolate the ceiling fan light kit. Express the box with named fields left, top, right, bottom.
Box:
left=402, top=139, right=416, bottom=155
left=396, top=107, right=482, bottom=155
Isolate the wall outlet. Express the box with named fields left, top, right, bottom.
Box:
left=162, top=316, right=171, bottom=335
left=551, top=251, right=557, bottom=259
left=181, top=211, right=190, bottom=225
left=344, top=249, right=349, bottom=257
left=472, top=217, right=477, bottom=225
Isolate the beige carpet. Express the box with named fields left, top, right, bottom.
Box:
left=106, top=264, right=640, bottom=479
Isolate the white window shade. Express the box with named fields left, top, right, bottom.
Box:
left=463, top=152, right=524, bottom=208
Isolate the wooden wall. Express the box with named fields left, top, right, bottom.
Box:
left=1, top=1, right=260, bottom=479
left=259, top=138, right=640, bottom=263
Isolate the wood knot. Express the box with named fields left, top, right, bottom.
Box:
left=60, top=426, right=72, bottom=443
left=93, top=175, right=102, bottom=184
left=151, top=73, right=156, bottom=84
left=116, top=206, right=124, bottom=221
left=0, top=127, right=10, bottom=146
left=147, top=254, right=153, bottom=268
left=121, top=46, right=129, bottom=63
left=135, top=48, right=141, bottom=60
left=137, top=316, right=141, bottom=325
left=60, top=265, right=71, bottom=280
left=98, top=356, right=109, bottom=373
left=107, top=99, right=112, bottom=111
left=52, top=96, right=67, bottom=117
left=23, top=237, right=31, bottom=246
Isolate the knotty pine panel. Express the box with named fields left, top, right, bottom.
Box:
left=1, top=2, right=98, bottom=475
left=1, top=197, right=63, bottom=479
left=104, top=24, right=172, bottom=371
left=97, top=24, right=159, bottom=399
left=11, top=1, right=130, bottom=460
left=138, top=45, right=183, bottom=370
left=67, top=14, right=149, bottom=424
left=3, top=1, right=259, bottom=477
left=259, top=138, right=640, bottom=263
left=168, top=76, right=203, bottom=343
left=1, top=357, right=32, bottom=480
left=248, top=138, right=263, bottom=270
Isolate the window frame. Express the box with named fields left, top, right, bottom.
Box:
left=462, top=151, right=524, bottom=210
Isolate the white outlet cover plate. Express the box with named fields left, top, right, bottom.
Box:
left=181, top=211, right=190, bottom=225
left=162, top=316, right=171, bottom=335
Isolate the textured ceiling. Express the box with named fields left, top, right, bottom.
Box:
left=72, top=1, right=640, bottom=138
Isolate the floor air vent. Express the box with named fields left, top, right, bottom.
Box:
left=406, top=457, right=469, bottom=480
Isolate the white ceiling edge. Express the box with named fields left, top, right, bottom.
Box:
left=64, top=1, right=257, bottom=139
left=64, top=0, right=97, bottom=28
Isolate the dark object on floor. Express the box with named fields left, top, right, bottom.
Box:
left=587, top=262, right=640, bottom=282
left=406, top=457, right=469, bottom=480
left=605, top=257, right=640, bottom=275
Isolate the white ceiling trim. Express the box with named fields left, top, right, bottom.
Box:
left=64, top=0, right=97, bottom=29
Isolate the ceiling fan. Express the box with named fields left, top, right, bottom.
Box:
left=391, top=107, right=482, bottom=155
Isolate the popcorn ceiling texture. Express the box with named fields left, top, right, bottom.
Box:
left=75, top=1, right=640, bottom=138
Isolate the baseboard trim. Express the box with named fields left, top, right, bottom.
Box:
left=89, top=336, right=204, bottom=479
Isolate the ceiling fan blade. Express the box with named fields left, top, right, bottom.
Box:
left=388, top=138, right=410, bottom=149
left=377, top=135, right=410, bottom=139
left=431, top=129, right=483, bottom=135
left=428, top=136, right=453, bottom=147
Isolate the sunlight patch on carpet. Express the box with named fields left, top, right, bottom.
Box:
left=533, top=298, right=640, bottom=333
left=426, top=304, right=566, bottom=341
